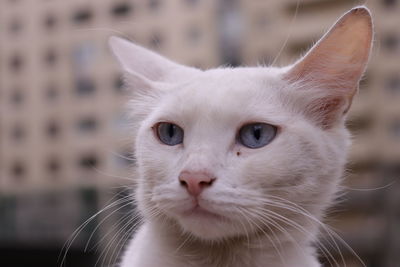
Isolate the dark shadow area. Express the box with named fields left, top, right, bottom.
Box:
left=0, top=244, right=96, bottom=267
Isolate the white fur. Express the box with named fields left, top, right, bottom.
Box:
left=109, top=7, right=373, bottom=267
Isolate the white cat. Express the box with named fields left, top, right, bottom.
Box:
left=109, top=6, right=373, bottom=267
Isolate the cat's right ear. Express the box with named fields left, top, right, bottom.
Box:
left=108, top=36, right=199, bottom=90
left=283, top=7, right=373, bottom=129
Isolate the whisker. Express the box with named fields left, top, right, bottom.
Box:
left=255, top=196, right=355, bottom=267
left=85, top=200, right=134, bottom=252
left=246, top=207, right=308, bottom=262
left=97, top=212, right=142, bottom=267
left=265, top=195, right=351, bottom=266
left=59, top=195, right=131, bottom=267
left=271, top=0, right=300, bottom=66
left=344, top=180, right=396, bottom=191
left=90, top=166, right=136, bottom=182
left=174, top=232, right=193, bottom=255
left=107, top=216, right=142, bottom=267
left=88, top=204, right=139, bottom=255
left=233, top=207, right=252, bottom=249
left=237, top=207, right=287, bottom=266
left=247, top=200, right=340, bottom=267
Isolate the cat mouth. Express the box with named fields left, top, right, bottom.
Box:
left=182, top=205, right=224, bottom=220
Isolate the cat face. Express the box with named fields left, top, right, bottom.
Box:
left=134, top=68, right=350, bottom=240
left=109, top=7, right=373, bottom=241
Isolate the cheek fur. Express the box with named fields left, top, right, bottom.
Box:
left=135, top=132, right=181, bottom=198
left=239, top=127, right=346, bottom=204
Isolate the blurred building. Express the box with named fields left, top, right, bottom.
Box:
left=0, top=0, right=219, bottom=193
left=0, top=0, right=219, bottom=266
left=0, top=0, right=399, bottom=266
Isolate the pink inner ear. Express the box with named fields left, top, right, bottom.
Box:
left=308, top=96, right=348, bottom=129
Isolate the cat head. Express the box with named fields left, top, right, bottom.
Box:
left=109, top=7, right=373, bottom=241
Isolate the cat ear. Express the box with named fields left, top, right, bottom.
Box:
left=108, top=36, right=199, bottom=86
left=284, top=7, right=373, bottom=129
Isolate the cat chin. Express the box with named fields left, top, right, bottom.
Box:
left=175, top=212, right=243, bottom=240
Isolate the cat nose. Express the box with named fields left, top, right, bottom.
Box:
left=179, top=171, right=216, bottom=197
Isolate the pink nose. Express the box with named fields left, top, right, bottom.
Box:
left=179, top=171, right=216, bottom=196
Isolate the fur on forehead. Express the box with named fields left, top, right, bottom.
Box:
left=130, top=67, right=294, bottom=131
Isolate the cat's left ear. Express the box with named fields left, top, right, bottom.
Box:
left=284, top=7, right=373, bottom=129
left=108, top=36, right=200, bottom=86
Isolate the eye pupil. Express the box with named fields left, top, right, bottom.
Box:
left=254, top=127, right=261, bottom=140
left=168, top=124, right=175, bottom=138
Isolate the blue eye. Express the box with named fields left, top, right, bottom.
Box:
left=156, top=122, right=184, bottom=146
left=239, top=123, right=277, bottom=149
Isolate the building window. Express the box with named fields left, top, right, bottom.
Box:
left=11, top=161, right=26, bottom=181
left=11, top=124, right=25, bottom=142
left=46, top=120, right=61, bottom=138
left=9, top=53, right=23, bottom=73
left=45, top=83, right=59, bottom=101
left=75, top=77, right=96, bottom=96
left=389, top=120, right=400, bottom=138
left=382, top=0, right=397, bottom=7
left=44, top=49, right=57, bottom=67
left=385, top=75, right=400, bottom=95
left=44, top=14, right=57, bottom=30
left=184, top=0, right=199, bottom=7
left=77, top=117, right=98, bottom=133
left=111, top=3, right=132, bottom=17
left=11, top=125, right=25, bottom=142
left=79, top=154, right=99, bottom=170
left=47, top=157, right=61, bottom=174
left=148, top=0, right=161, bottom=11
left=9, top=18, right=22, bottom=34
left=383, top=33, right=399, bottom=53
left=10, top=89, right=24, bottom=105
left=72, top=8, right=93, bottom=24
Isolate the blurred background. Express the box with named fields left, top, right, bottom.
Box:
left=0, top=0, right=399, bottom=266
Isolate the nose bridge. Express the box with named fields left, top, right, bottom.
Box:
left=183, top=144, right=218, bottom=173
left=182, top=117, right=230, bottom=172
